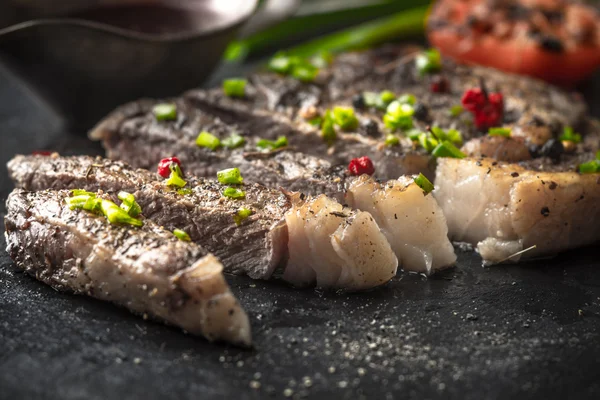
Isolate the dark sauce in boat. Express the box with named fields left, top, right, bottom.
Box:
left=69, top=4, right=211, bottom=35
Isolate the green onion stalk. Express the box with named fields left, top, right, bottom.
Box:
left=225, top=5, right=429, bottom=62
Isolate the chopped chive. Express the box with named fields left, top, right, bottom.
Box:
left=560, top=126, right=582, bottom=143
left=397, top=94, right=416, bottom=105
left=66, top=195, right=93, bottom=210
left=118, top=191, right=142, bottom=217
left=166, top=164, right=187, bottom=188
left=310, top=51, right=333, bottom=69
left=223, top=187, right=246, bottom=199
left=445, top=129, right=463, bottom=145
left=384, top=100, right=414, bottom=131
left=578, top=160, right=600, bottom=173
left=430, top=126, right=463, bottom=145
left=217, top=168, right=244, bottom=185
left=268, top=52, right=293, bottom=74
left=321, top=110, right=336, bottom=142
left=173, top=229, right=191, bottom=242
left=406, top=129, right=423, bottom=141
left=291, top=63, right=319, bottom=82
left=177, top=188, right=193, bottom=196
left=100, top=200, right=143, bottom=227
left=415, top=48, right=442, bottom=76
left=380, top=90, right=396, bottom=106
left=332, top=106, right=359, bottom=131
left=67, top=194, right=142, bottom=227
left=233, top=207, right=253, bottom=226
left=308, top=116, right=323, bottom=127
left=414, top=173, right=434, bottom=194
left=153, top=103, right=177, bottom=121
left=386, top=101, right=414, bottom=117
left=223, top=78, right=247, bottom=98
left=578, top=151, right=600, bottom=173
left=385, top=134, right=400, bottom=147
left=222, top=133, right=246, bottom=149
left=71, top=189, right=96, bottom=196
left=449, top=105, right=464, bottom=117
left=418, top=133, right=438, bottom=153
left=488, top=127, right=512, bottom=137
left=257, top=136, right=288, bottom=151
left=362, top=91, right=382, bottom=109
left=431, top=140, right=466, bottom=159
left=196, top=131, right=221, bottom=151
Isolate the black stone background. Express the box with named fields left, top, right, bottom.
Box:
left=1, top=56, right=600, bottom=400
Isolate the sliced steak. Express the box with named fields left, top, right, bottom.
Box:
left=4, top=189, right=251, bottom=346
left=8, top=154, right=458, bottom=276
left=8, top=154, right=399, bottom=289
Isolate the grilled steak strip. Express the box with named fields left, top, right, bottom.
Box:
left=9, top=154, right=399, bottom=289
left=4, top=189, right=251, bottom=346
left=8, top=154, right=290, bottom=280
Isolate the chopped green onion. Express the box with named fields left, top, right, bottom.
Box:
left=321, top=110, right=336, bottom=142
left=196, top=131, right=221, bottom=151
left=118, top=191, right=142, bottom=217
left=406, top=129, right=423, bottom=141
left=384, top=100, right=414, bottom=131
left=233, top=207, right=253, bottom=226
left=578, top=151, right=600, bottom=173
left=560, top=126, right=582, bottom=143
left=488, top=127, right=512, bottom=137
left=173, top=229, right=191, bottom=242
left=101, top=200, right=143, bottom=227
left=308, top=116, right=323, bottom=127
left=67, top=193, right=142, bottom=227
left=332, top=106, right=359, bottom=131
left=268, top=52, right=293, bottom=74
left=386, top=101, right=414, bottom=117
left=449, top=105, right=464, bottom=117
left=222, top=133, right=246, bottom=149
left=415, top=48, right=442, bottom=76
left=385, top=134, right=400, bottom=147
left=310, top=51, right=334, bottom=69
left=362, top=90, right=397, bottom=110
left=578, top=160, right=600, bottom=173
left=195, top=131, right=219, bottom=148
left=414, top=173, right=434, bottom=194
left=66, top=195, right=96, bottom=211
left=397, top=94, right=416, bottom=105
left=153, top=103, right=177, bottom=122
left=418, top=133, right=438, bottom=153
left=362, top=92, right=383, bottom=109
left=380, top=90, right=396, bottom=106
left=223, top=78, right=247, bottom=98
left=71, top=189, right=96, bottom=196
left=268, top=52, right=320, bottom=82
left=291, top=63, right=319, bottom=82
left=223, top=187, right=246, bottom=199
left=430, top=126, right=463, bottom=146
left=166, top=164, right=187, bottom=188
left=257, top=136, right=288, bottom=151
left=431, top=141, right=466, bottom=159
left=217, top=168, right=244, bottom=185
left=177, top=188, right=193, bottom=196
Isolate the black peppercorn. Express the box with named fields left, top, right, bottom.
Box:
left=361, top=119, right=380, bottom=137
left=539, top=138, right=564, bottom=160
left=413, top=103, right=429, bottom=121
left=352, top=94, right=365, bottom=110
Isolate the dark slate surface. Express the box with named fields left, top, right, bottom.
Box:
left=1, top=60, right=600, bottom=400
